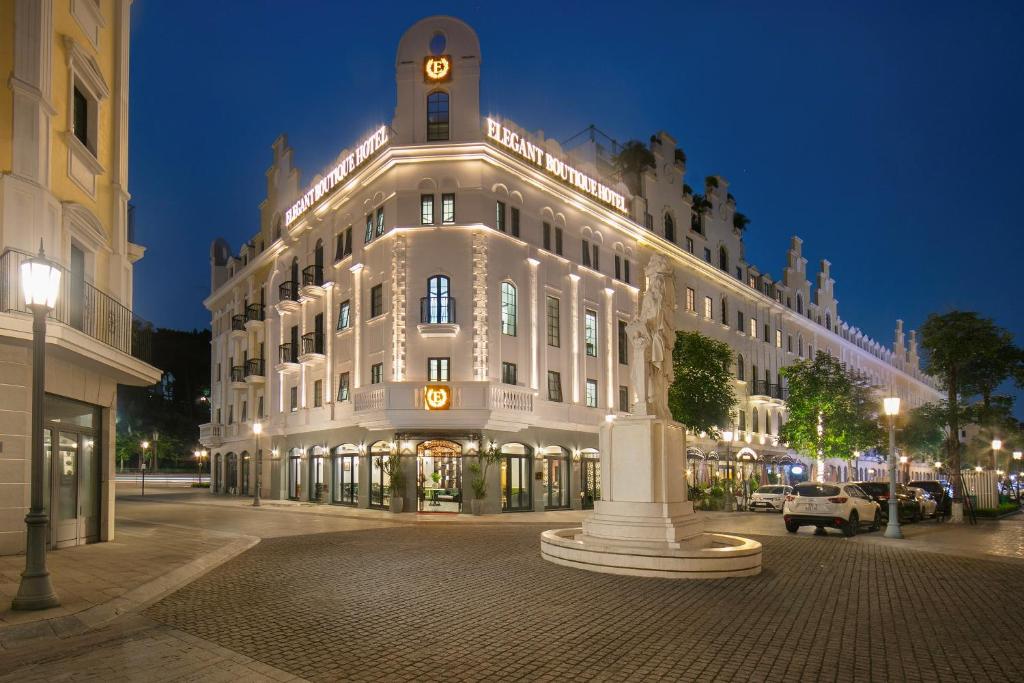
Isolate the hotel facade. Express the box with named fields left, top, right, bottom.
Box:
left=199, top=16, right=941, bottom=513
left=0, top=0, right=159, bottom=554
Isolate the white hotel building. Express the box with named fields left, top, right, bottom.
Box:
left=198, top=16, right=941, bottom=513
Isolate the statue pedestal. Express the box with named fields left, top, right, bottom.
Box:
left=540, top=416, right=762, bottom=579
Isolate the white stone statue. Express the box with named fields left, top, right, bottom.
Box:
left=629, top=254, right=677, bottom=420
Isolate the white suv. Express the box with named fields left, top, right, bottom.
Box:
left=749, top=485, right=792, bottom=512
left=783, top=482, right=881, bottom=537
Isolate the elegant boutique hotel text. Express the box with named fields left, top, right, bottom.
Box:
left=486, top=118, right=627, bottom=214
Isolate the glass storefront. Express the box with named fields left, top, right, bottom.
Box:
left=369, top=444, right=392, bottom=508
left=541, top=447, right=570, bottom=509
left=417, top=440, right=462, bottom=512
left=309, top=450, right=325, bottom=502
left=500, top=443, right=532, bottom=512
left=43, top=394, right=101, bottom=548
left=332, top=447, right=359, bottom=506
left=287, top=450, right=302, bottom=500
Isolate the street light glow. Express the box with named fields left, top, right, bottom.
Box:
left=883, top=397, right=901, bottom=416
left=253, top=421, right=263, bottom=435
left=141, top=441, right=149, bottom=449
left=991, top=438, right=1002, bottom=451
left=20, top=245, right=61, bottom=310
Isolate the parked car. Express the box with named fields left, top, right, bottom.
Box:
left=907, top=480, right=952, bottom=518
left=906, top=486, right=937, bottom=519
left=749, top=485, right=792, bottom=512
left=783, top=482, right=881, bottom=536
left=853, top=481, right=920, bottom=522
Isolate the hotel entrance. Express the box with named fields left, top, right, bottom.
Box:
left=42, top=395, right=101, bottom=549
left=500, top=443, right=532, bottom=512
left=580, top=450, right=601, bottom=510
left=417, top=440, right=462, bottom=512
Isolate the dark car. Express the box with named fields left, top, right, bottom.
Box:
left=852, top=481, right=921, bottom=523
left=908, top=480, right=953, bottom=518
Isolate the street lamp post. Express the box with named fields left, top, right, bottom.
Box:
left=883, top=396, right=902, bottom=540
left=898, top=455, right=908, bottom=484
left=12, top=244, right=62, bottom=611
left=140, top=440, right=149, bottom=496
left=252, top=422, right=263, bottom=507
left=991, top=438, right=1001, bottom=472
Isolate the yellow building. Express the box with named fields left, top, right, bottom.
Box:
left=0, top=0, right=159, bottom=555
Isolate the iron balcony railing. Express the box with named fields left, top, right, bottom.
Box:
left=244, top=358, right=264, bottom=377
left=279, top=280, right=299, bottom=302
left=230, top=365, right=245, bottom=382
left=302, top=265, right=324, bottom=287
left=231, top=314, right=246, bottom=331
left=279, top=343, right=298, bottom=364
left=301, top=331, right=324, bottom=355
left=752, top=380, right=771, bottom=397
left=0, top=247, right=152, bottom=362
left=245, top=303, right=264, bottom=322
left=420, top=296, right=456, bottom=324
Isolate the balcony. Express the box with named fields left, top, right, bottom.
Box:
left=350, top=381, right=537, bottom=431
left=277, top=280, right=300, bottom=314
left=301, top=264, right=325, bottom=293
left=245, top=304, right=265, bottom=330
left=0, top=247, right=153, bottom=364
left=244, top=357, right=265, bottom=384
left=300, top=331, right=325, bottom=363
left=770, top=384, right=788, bottom=402
left=750, top=380, right=772, bottom=402
left=198, top=422, right=222, bottom=448
left=276, top=342, right=299, bottom=373
left=230, top=314, right=247, bottom=339
left=418, top=296, right=459, bottom=337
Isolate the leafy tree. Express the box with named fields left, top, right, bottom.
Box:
left=732, top=211, right=750, bottom=232
left=778, top=353, right=882, bottom=480
left=668, top=331, right=737, bottom=440
left=900, top=402, right=951, bottom=464
left=613, top=140, right=655, bottom=196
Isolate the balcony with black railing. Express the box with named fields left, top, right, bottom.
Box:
left=244, top=357, right=265, bottom=379
left=245, top=303, right=265, bottom=323
left=278, top=280, right=299, bottom=303
left=301, top=331, right=325, bottom=356
left=231, top=314, right=246, bottom=332
left=230, top=365, right=245, bottom=383
left=302, top=265, right=324, bottom=287
left=420, top=296, right=456, bottom=324
left=751, top=380, right=771, bottom=398
left=0, top=247, right=152, bottom=363
left=279, top=342, right=298, bottom=364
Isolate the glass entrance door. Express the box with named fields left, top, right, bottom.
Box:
left=581, top=458, right=601, bottom=509
left=287, top=455, right=301, bottom=500
left=241, top=455, right=250, bottom=495
left=332, top=454, right=358, bottom=505
left=226, top=453, right=238, bottom=494
left=501, top=456, right=532, bottom=511
left=542, top=454, right=570, bottom=509
left=416, top=440, right=462, bottom=512
left=370, top=455, right=391, bottom=508
left=55, top=431, right=80, bottom=546
left=310, top=455, right=324, bottom=502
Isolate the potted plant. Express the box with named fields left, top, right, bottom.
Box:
left=382, top=454, right=405, bottom=513
left=467, top=442, right=501, bottom=515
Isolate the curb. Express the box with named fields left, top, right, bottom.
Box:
left=0, top=533, right=260, bottom=650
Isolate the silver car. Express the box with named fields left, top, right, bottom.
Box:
left=749, top=485, right=793, bottom=512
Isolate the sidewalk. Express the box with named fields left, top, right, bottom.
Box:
left=0, top=516, right=257, bottom=650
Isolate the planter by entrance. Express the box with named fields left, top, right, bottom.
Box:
left=390, top=496, right=404, bottom=513
left=470, top=499, right=483, bottom=515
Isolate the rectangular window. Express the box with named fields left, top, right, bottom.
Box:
left=543, top=222, right=552, bottom=250
left=441, top=193, right=455, bottom=224
left=619, top=386, right=629, bottom=412
left=581, top=240, right=591, bottom=267
left=257, top=395, right=264, bottom=419
left=764, top=323, right=770, bottom=343
left=375, top=206, right=384, bottom=237
left=624, top=259, right=630, bottom=284
left=787, top=334, right=793, bottom=352
left=748, top=275, right=756, bottom=288
left=585, top=309, right=598, bottom=357
left=289, top=386, right=298, bottom=412
left=228, top=404, right=234, bottom=423
left=686, top=288, right=695, bottom=312
left=73, top=86, right=90, bottom=150
left=428, top=357, right=450, bottom=382
left=704, top=247, right=712, bottom=263
left=313, top=380, right=323, bottom=408
left=336, top=227, right=353, bottom=260
left=704, top=296, right=713, bottom=319
left=737, top=266, right=743, bottom=280
left=420, top=194, right=435, bottom=225
left=337, top=373, right=350, bottom=401
left=502, top=362, right=518, bottom=385
left=614, top=255, right=621, bottom=280
left=371, top=363, right=383, bottom=384
left=555, top=227, right=563, bottom=255
left=510, top=207, right=520, bottom=238
left=241, top=400, right=248, bottom=423
left=686, top=237, right=694, bottom=254
left=337, top=300, right=351, bottom=330
left=547, top=371, right=563, bottom=402
left=618, top=320, right=628, bottom=365
left=750, top=318, right=757, bottom=338
left=496, top=201, right=506, bottom=232
left=370, top=284, right=383, bottom=318
left=737, top=310, right=744, bottom=331
left=501, top=282, right=517, bottom=336
left=585, top=379, right=598, bottom=408
left=215, top=408, right=221, bottom=424
left=217, top=362, right=222, bottom=383
left=364, top=213, right=373, bottom=243
left=776, top=329, right=783, bottom=348
left=546, top=296, right=560, bottom=347
left=592, top=244, right=599, bottom=271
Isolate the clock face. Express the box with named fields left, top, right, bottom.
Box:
left=424, top=55, right=451, bottom=82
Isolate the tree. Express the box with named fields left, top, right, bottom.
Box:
left=668, top=331, right=737, bottom=440
left=919, top=311, right=1021, bottom=503
left=613, top=140, right=655, bottom=196
left=900, top=402, right=950, bottom=464
left=778, top=353, right=882, bottom=481
left=732, top=211, right=750, bottom=232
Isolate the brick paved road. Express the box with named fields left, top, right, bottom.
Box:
left=140, top=524, right=1020, bottom=682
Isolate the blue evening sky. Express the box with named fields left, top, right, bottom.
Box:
left=128, top=1, right=1024, bottom=411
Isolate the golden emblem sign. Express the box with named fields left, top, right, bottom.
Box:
left=424, top=55, right=451, bottom=82
left=424, top=384, right=451, bottom=411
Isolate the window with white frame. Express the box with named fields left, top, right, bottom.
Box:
left=585, top=379, right=598, bottom=408
left=584, top=309, right=598, bottom=357
left=501, top=282, right=517, bottom=336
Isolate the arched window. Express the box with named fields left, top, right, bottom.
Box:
left=796, top=292, right=804, bottom=315
left=500, top=281, right=517, bottom=336
left=720, top=296, right=728, bottom=325
left=427, top=91, right=449, bottom=141
left=752, top=408, right=759, bottom=433
left=290, top=257, right=299, bottom=284
left=825, top=312, right=832, bottom=331
left=273, top=216, right=282, bottom=242
left=719, top=245, right=728, bottom=272
left=736, top=354, right=745, bottom=381
left=314, top=239, right=324, bottom=270
left=425, top=275, right=451, bottom=323
left=664, top=213, right=675, bottom=243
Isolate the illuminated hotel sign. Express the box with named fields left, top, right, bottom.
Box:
left=285, top=125, right=390, bottom=227
left=424, top=55, right=451, bottom=82
left=485, top=118, right=628, bottom=214
left=424, top=385, right=451, bottom=411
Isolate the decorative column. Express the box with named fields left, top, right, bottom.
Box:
left=569, top=273, right=581, bottom=403
left=350, top=263, right=364, bottom=388
left=391, top=235, right=407, bottom=382
left=527, top=258, right=540, bottom=390
left=604, top=287, right=615, bottom=410
left=472, top=232, right=489, bottom=381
